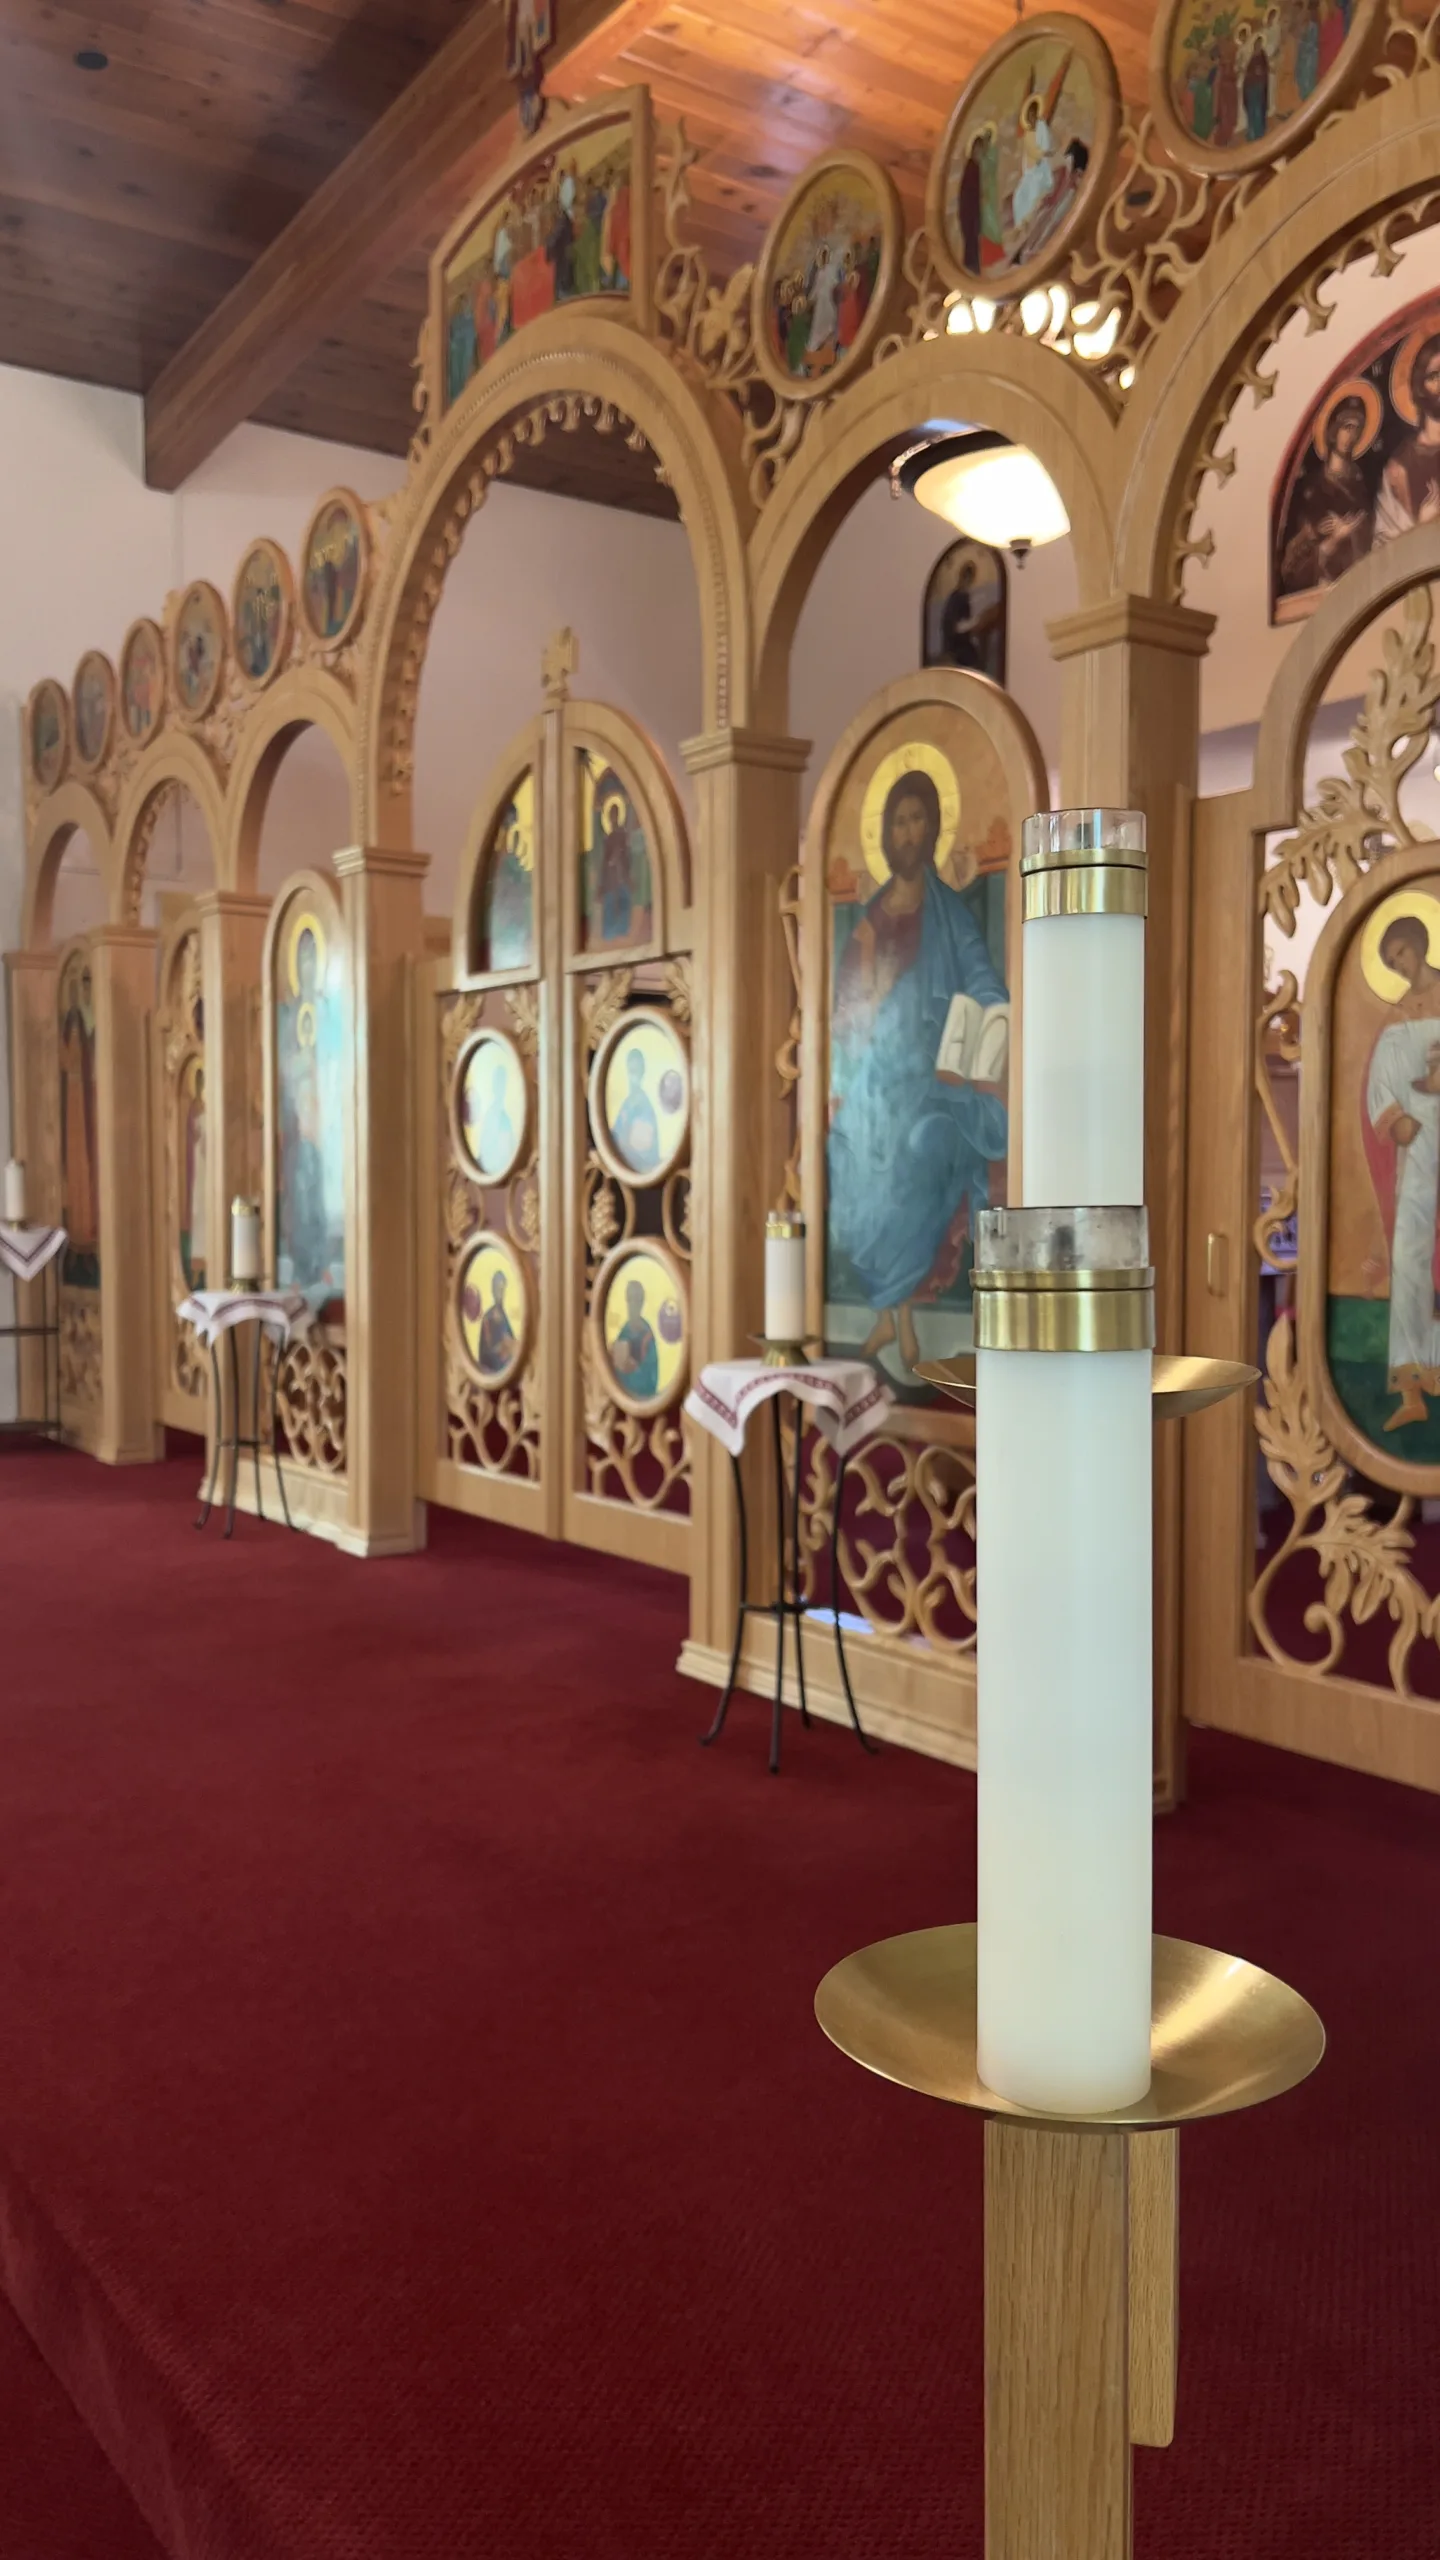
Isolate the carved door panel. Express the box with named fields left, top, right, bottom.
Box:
left=422, top=669, right=694, bottom=1571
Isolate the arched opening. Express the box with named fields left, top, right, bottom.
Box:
left=48, top=825, right=108, bottom=947
left=789, top=451, right=1076, bottom=816
left=131, top=785, right=216, bottom=934
left=250, top=725, right=356, bottom=896
left=413, top=404, right=703, bottom=920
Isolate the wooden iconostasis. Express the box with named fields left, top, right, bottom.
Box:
left=15, top=24, right=1440, bottom=1806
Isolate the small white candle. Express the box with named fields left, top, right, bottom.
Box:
left=3, top=1160, right=26, bottom=1224
left=764, top=1212, right=806, bottom=1346
left=231, top=1197, right=261, bottom=1285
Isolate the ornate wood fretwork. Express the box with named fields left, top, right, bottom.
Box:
left=441, top=986, right=542, bottom=1483
left=1255, top=972, right=1301, bottom=1272
left=1249, top=581, right=1440, bottom=1696
left=1251, top=1312, right=1440, bottom=1693
left=579, top=961, right=692, bottom=1514
left=275, top=1333, right=348, bottom=1477
left=654, top=121, right=830, bottom=508
left=1261, top=588, right=1440, bottom=942
left=794, top=1426, right=979, bottom=1653
left=58, top=1286, right=101, bottom=1414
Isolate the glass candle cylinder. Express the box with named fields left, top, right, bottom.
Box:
left=3, top=1160, right=27, bottom=1223
left=764, top=1212, right=806, bottom=1346
left=231, top=1197, right=261, bottom=1286
left=1019, top=810, right=1146, bottom=1208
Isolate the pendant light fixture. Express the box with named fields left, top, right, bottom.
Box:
left=894, top=429, right=1069, bottom=563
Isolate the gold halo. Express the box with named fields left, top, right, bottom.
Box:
left=1312, top=375, right=1383, bottom=460
left=600, top=792, right=627, bottom=833
left=286, top=906, right=328, bottom=999
left=860, top=744, right=961, bottom=885
left=1390, top=320, right=1440, bottom=429
left=1360, top=889, right=1440, bottom=1001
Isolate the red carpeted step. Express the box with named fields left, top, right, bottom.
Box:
left=0, top=2286, right=163, bottom=2558
left=0, top=1445, right=1436, bottom=2559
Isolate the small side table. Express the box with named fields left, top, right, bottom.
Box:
left=0, top=1223, right=66, bottom=1444
left=684, top=1356, right=893, bottom=1773
left=178, top=1289, right=312, bottom=1537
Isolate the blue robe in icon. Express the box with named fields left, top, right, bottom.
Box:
left=827, top=867, right=1007, bottom=1311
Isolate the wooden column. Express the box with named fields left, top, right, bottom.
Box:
left=1048, top=596, right=1214, bottom=1811
left=678, top=727, right=811, bottom=1683
left=334, top=845, right=429, bottom=1557
left=2, top=947, right=60, bottom=1422
left=195, top=892, right=269, bottom=1282
left=91, top=926, right=163, bottom=1465
left=985, top=2121, right=1131, bottom=2560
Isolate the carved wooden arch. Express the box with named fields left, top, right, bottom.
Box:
left=1114, top=67, right=1440, bottom=606
left=225, top=665, right=359, bottom=895
left=1250, top=520, right=1440, bottom=831
left=749, top=335, right=1118, bottom=716
left=797, top=664, right=1049, bottom=1288
left=111, top=734, right=225, bottom=926
left=22, top=782, right=115, bottom=948
left=358, top=317, right=753, bottom=852
left=451, top=720, right=546, bottom=991
left=563, top=697, right=693, bottom=964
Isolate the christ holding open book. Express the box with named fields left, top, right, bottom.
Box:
left=828, top=767, right=1008, bottom=1373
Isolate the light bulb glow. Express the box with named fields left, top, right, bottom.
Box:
left=1074, top=305, right=1121, bottom=361
left=947, top=299, right=974, bottom=334
left=1048, top=282, right=1069, bottom=331
left=1021, top=289, right=1050, bottom=335
left=910, top=443, right=1070, bottom=551
left=971, top=295, right=996, bottom=333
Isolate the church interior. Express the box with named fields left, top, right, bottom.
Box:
left=2, top=1, right=1439, bottom=2552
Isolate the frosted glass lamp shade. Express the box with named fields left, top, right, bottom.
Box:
left=902, top=432, right=1069, bottom=554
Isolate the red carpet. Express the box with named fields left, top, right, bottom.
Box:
left=0, top=1443, right=1436, bottom=2559
left=0, top=2289, right=163, bottom=2558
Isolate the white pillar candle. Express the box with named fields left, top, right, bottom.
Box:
left=3, top=1160, right=26, bottom=1224
left=976, top=1338, right=1153, bottom=2112
left=1019, top=811, right=1146, bottom=1209
left=764, top=1213, right=806, bottom=1346
left=231, top=1197, right=261, bottom=1285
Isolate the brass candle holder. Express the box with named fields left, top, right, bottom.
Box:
left=813, top=1345, right=1320, bottom=2558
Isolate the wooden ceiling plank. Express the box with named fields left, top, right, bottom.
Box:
left=141, top=0, right=683, bottom=490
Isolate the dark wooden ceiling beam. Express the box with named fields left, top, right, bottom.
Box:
left=142, top=0, right=658, bottom=492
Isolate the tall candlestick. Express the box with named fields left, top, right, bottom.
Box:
left=764, top=1211, right=806, bottom=1350
left=1019, top=809, right=1146, bottom=1207
left=3, top=1160, right=26, bottom=1225
left=231, top=1197, right=261, bottom=1287
left=976, top=811, right=1153, bottom=2116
